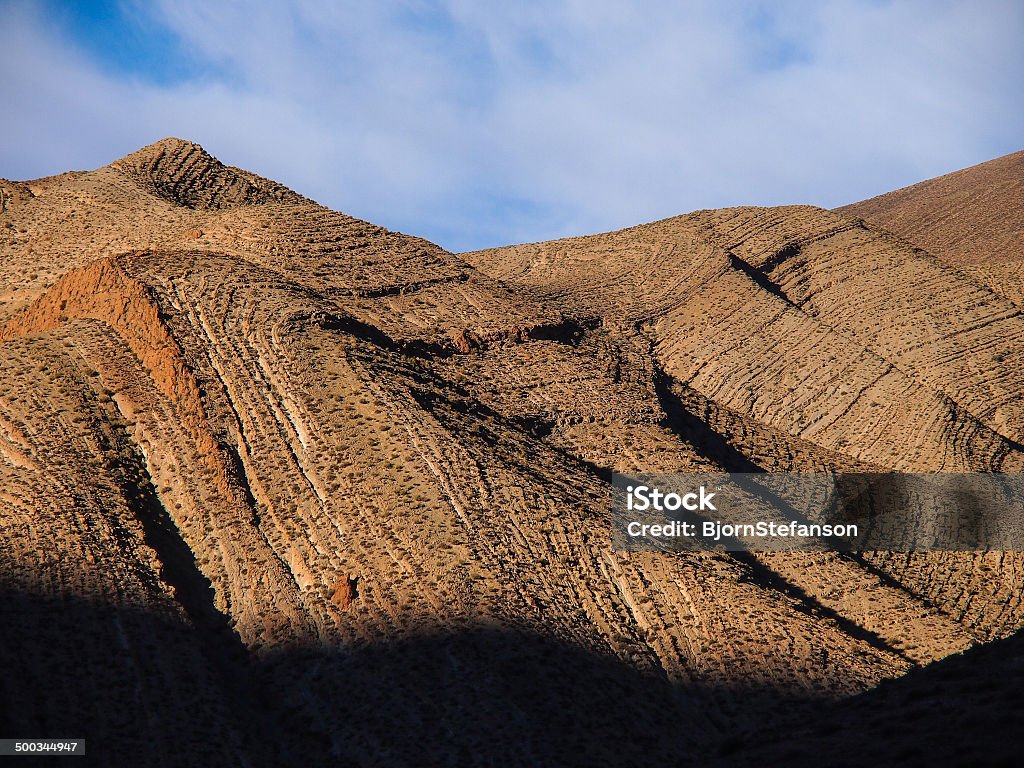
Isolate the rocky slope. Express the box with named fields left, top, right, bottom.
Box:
left=1, top=139, right=1022, bottom=766
left=838, top=149, right=1024, bottom=265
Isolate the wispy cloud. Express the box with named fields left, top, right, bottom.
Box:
left=2, top=0, right=1021, bottom=251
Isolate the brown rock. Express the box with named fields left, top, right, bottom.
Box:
left=329, top=575, right=359, bottom=609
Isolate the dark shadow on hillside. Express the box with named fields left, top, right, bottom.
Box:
left=653, top=370, right=761, bottom=472
left=722, top=627, right=1024, bottom=767
left=1, top=586, right=1022, bottom=767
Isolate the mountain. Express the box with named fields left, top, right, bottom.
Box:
left=838, top=149, right=1024, bottom=265
left=1, top=140, right=1022, bottom=766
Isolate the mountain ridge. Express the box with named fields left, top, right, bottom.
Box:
left=838, top=149, right=1024, bottom=264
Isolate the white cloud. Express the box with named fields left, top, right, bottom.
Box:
left=1, top=0, right=1021, bottom=251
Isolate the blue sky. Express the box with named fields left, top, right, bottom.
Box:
left=1, top=0, right=1022, bottom=252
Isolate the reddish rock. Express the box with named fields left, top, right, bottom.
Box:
left=330, top=575, right=359, bottom=609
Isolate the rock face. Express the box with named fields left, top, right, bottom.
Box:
left=1, top=139, right=1022, bottom=766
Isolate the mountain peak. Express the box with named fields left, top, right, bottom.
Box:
left=111, top=137, right=304, bottom=210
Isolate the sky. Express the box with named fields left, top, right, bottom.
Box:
left=1, top=0, right=1022, bottom=252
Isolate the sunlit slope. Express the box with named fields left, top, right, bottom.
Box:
left=466, top=203, right=1024, bottom=646
left=467, top=205, right=1024, bottom=471
left=838, top=149, right=1024, bottom=265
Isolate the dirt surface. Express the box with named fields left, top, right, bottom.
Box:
left=1, top=138, right=1022, bottom=766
